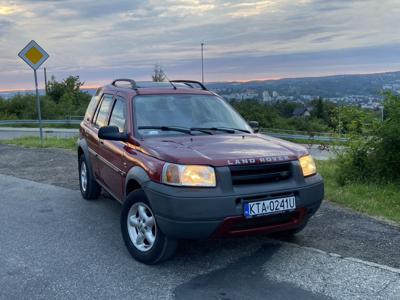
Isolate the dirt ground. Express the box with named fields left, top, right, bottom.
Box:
left=0, top=144, right=78, bottom=190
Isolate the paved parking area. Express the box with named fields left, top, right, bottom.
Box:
left=1, top=174, right=399, bottom=300
left=0, top=145, right=399, bottom=299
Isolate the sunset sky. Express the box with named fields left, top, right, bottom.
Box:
left=1, top=0, right=400, bottom=90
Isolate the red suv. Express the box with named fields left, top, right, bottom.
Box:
left=78, top=79, right=324, bottom=264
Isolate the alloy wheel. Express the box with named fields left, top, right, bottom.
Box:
left=127, top=202, right=157, bottom=252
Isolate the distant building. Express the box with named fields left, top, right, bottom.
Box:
left=262, top=91, right=273, bottom=102
left=222, top=89, right=259, bottom=101
left=300, top=95, right=314, bottom=101
left=292, top=107, right=312, bottom=118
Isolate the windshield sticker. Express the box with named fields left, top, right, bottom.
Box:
left=148, top=130, right=159, bottom=135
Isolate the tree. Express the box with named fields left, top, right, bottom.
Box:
left=313, top=97, right=325, bottom=119
left=274, top=100, right=301, bottom=118
left=47, top=75, right=85, bottom=104
left=152, top=64, right=166, bottom=82
left=46, top=75, right=91, bottom=116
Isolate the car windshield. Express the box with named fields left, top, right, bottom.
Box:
left=134, top=94, right=251, bottom=136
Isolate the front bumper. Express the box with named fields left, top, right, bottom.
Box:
left=142, top=170, right=324, bottom=240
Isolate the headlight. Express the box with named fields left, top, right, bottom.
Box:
left=299, top=155, right=317, bottom=177
left=162, top=163, right=216, bottom=187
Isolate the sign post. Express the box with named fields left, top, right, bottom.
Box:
left=18, top=40, right=49, bottom=145
left=33, top=69, right=43, bottom=143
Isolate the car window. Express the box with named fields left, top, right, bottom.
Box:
left=109, top=97, right=127, bottom=132
left=94, top=95, right=114, bottom=128
left=134, top=94, right=251, bottom=136
left=85, top=95, right=99, bottom=122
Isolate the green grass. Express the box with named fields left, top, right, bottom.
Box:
left=317, top=160, right=400, bottom=223
left=0, top=136, right=77, bottom=150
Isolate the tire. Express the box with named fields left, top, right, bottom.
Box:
left=121, top=189, right=178, bottom=264
left=79, top=155, right=101, bottom=200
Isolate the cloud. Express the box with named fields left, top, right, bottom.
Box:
left=1, top=0, right=400, bottom=89
left=0, top=19, right=13, bottom=35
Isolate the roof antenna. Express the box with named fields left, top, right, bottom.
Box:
left=162, top=70, right=177, bottom=90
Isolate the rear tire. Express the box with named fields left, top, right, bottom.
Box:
left=79, top=155, right=101, bottom=200
left=121, top=189, right=178, bottom=264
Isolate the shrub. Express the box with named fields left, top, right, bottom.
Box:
left=335, top=92, right=400, bottom=184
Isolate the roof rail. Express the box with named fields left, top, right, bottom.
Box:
left=170, top=80, right=207, bottom=91
left=111, top=79, right=137, bottom=89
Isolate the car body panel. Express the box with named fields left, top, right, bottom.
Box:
left=137, top=134, right=308, bottom=167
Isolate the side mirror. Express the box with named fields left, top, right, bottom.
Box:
left=248, top=121, right=260, bottom=133
left=98, top=126, right=129, bottom=142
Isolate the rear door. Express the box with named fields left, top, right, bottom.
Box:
left=97, top=96, right=127, bottom=200
left=88, top=93, right=114, bottom=179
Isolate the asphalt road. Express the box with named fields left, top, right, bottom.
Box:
left=0, top=144, right=399, bottom=299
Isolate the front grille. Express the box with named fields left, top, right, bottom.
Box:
left=229, top=162, right=292, bottom=185
left=230, top=211, right=298, bottom=231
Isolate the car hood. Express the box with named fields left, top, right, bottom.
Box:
left=139, top=134, right=308, bottom=167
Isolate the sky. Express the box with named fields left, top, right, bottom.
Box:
left=1, top=0, right=400, bottom=90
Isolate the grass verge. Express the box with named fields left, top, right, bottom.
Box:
left=317, top=160, right=400, bottom=223
left=0, top=136, right=77, bottom=150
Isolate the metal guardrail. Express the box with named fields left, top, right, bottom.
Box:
left=263, top=128, right=335, bottom=135
left=264, top=132, right=348, bottom=142
left=0, top=119, right=82, bottom=125
left=0, top=120, right=348, bottom=142
left=261, top=127, right=349, bottom=142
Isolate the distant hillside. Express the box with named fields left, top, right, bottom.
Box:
left=2, top=71, right=400, bottom=99
left=207, top=71, right=400, bottom=97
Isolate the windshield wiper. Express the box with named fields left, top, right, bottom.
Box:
left=191, top=127, right=251, bottom=134
left=219, top=127, right=251, bottom=133
left=138, top=126, right=193, bottom=135
left=138, top=126, right=213, bottom=135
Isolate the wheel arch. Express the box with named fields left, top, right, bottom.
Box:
left=77, top=138, right=93, bottom=172
left=124, top=166, right=151, bottom=201
left=77, top=145, right=84, bottom=159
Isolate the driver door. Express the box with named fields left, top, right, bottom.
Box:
left=97, top=96, right=127, bottom=201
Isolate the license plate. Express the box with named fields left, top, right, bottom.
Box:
left=244, top=196, right=296, bottom=218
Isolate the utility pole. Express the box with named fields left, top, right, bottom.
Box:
left=44, top=67, right=48, bottom=95
left=380, top=106, right=384, bottom=122
left=201, top=43, right=204, bottom=84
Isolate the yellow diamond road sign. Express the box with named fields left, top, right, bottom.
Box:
left=18, top=40, right=49, bottom=70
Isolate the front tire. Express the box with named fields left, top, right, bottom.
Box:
left=79, top=155, right=101, bottom=200
left=121, top=189, right=178, bottom=264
